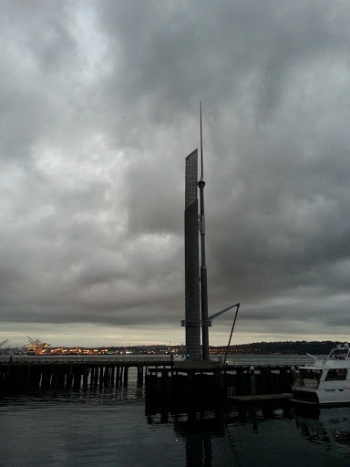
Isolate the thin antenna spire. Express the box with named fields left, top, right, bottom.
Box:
left=200, top=101, right=204, bottom=181
left=198, top=101, right=209, bottom=360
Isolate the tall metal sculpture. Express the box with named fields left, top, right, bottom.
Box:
left=182, top=104, right=210, bottom=361
left=182, top=105, right=240, bottom=361
left=183, top=149, right=201, bottom=360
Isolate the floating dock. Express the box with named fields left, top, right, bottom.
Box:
left=227, top=393, right=292, bottom=403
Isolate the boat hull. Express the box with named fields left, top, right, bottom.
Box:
left=292, top=386, right=350, bottom=406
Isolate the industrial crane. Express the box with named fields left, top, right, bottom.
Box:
left=0, top=339, right=10, bottom=355
left=24, top=336, right=50, bottom=355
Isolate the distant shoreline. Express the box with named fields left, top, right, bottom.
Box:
left=2, top=340, right=344, bottom=356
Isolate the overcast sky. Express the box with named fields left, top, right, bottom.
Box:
left=1, top=0, right=349, bottom=349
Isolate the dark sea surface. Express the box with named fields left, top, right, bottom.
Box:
left=1, top=364, right=349, bottom=466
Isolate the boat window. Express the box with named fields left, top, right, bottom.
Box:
left=329, top=349, right=349, bottom=359
left=299, top=369, right=322, bottom=380
left=325, top=369, right=347, bottom=381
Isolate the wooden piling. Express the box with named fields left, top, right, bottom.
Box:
left=123, top=366, right=129, bottom=387
left=137, top=366, right=143, bottom=387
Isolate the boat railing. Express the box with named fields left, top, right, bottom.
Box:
left=225, top=355, right=315, bottom=367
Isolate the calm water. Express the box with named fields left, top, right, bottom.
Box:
left=1, top=367, right=349, bottom=466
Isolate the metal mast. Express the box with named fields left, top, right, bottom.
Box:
left=198, top=102, right=209, bottom=361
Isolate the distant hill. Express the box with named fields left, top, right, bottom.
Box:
left=222, top=340, right=342, bottom=355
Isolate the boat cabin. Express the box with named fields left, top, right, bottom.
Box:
left=328, top=344, right=350, bottom=360
left=292, top=343, right=350, bottom=405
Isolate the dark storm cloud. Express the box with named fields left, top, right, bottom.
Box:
left=0, top=0, right=349, bottom=345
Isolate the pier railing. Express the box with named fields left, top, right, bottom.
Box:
left=224, top=355, right=317, bottom=367
left=0, top=355, right=172, bottom=365
left=0, top=354, right=320, bottom=367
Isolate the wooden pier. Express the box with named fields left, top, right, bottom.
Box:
left=0, top=355, right=171, bottom=395
left=1, top=355, right=302, bottom=410
left=145, top=360, right=298, bottom=414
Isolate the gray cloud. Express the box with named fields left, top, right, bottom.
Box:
left=0, top=0, right=349, bottom=347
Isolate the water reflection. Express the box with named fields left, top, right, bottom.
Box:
left=147, top=410, right=225, bottom=466
left=295, top=407, right=350, bottom=451
left=146, top=404, right=293, bottom=466
left=1, top=387, right=349, bottom=467
left=175, top=418, right=224, bottom=467
left=146, top=404, right=350, bottom=466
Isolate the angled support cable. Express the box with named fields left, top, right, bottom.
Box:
left=223, top=303, right=241, bottom=366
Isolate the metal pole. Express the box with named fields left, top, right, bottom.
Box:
left=199, top=102, right=209, bottom=360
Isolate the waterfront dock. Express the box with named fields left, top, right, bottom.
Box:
left=0, top=355, right=311, bottom=404
left=145, top=358, right=302, bottom=414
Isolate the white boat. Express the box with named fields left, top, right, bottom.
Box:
left=291, top=343, right=350, bottom=406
